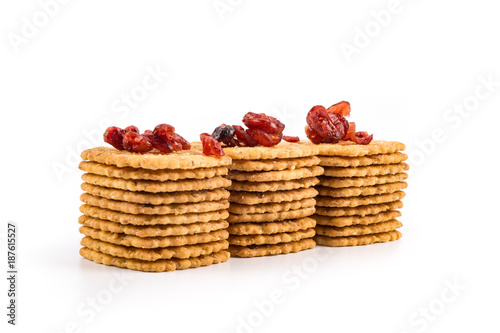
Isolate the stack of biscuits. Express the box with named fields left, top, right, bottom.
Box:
left=310, top=141, right=408, bottom=247
left=222, top=144, right=323, bottom=257
left=77, top=147, right=233, bottom=272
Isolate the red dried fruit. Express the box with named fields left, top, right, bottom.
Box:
left=304, top=125, right=323, bottom=144
left=143, top=129, right=153, bottom=134
left=153, top=124, right=189, bottom=151
left=242, top=112, right=285, bottom=135
left=306, top=105, right=348, bottom=140
left=351, top=131, right=373, bottom=145
left=124, top=125, right=140, bottom=134
left=233, top=125, right=258, bottom=147
left=172, top=133, right=191, bottom=150
left=153, top=124, right=175, bottom=137
left=283, top=136, right=300, bottom=143
left=343, top=122, right=356, bottom=141
left=327, top=101, right=351, bottom=117
left=103, top=126, right=126, bottom=150
left=200, top=133, right=225, bottom=157
left=122, top=132, right=153, bottom=153
left=142, top=133, right=172, bottom=153
left=247, top=129, right=282, bottom=147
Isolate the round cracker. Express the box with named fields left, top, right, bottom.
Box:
left=228, top=198, right=316, bottom=215
left=229, top=239, right=316, bottom=257
left=319, top=152, right=408, bottom=167
left=315, top=230, right=402, bottom=247
left=228, top=207, right=316, bottom=223
left=79, top=226, right=229, bottom=248
left=319, top=173, right=408, bottom=189
left=82, top=173, right=231, bottom=193
left=316, top=182, right=408, bottom=198
left=229, top=156, right=320, bottom=172
left=313, top=210, right=402, bottom=227
left=227, top=166, right=324, bottom=182
left=227, top=218, right=316, bottom=235
left=229, top=177, right=319, bottom=192
left=222, top=142, right=319, bottom=160
left=78, top=215, right=228, bottom=237
left=80, top=205, right=229, bottom=225
left=81, top=237, right=229, bottom=261
left=316, top=220, right=402, bottom=237
left=229, top=188, right=319, bottom=205
left=316, top=191, right=406, bottom=208
left=80, top=193, right=229, bottom=215
left=228, top=228, right=315, bottom=246
left=323, top=163, right=409, bottom=178
left=80, top=247, right=230, bottom=272
left=81, top=147, right=232, bottom=170
left=81, top=183, right=230, bottom=205
left=299, top=140, right=405, bottom=157
left=79, top=161, right=228, bottom=181
left=315, top=200, right=404, bottom=217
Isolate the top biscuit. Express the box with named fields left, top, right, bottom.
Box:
left=299, top=140, right=405, bottom=157
left=222, top=143, right=319, bottom=160
left=81, top=147, right=232, bottom=170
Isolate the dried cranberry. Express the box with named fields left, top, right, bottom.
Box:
left=233, top=125, right=258, bottom=147
left=172, top=133, right=191, bottom=150
left=142, top=133, right=172, bottom=153
left=306, top=105, right=348, bottom=140
left=351, top=131, right=373, bottom=145
left=153, top=124, right=189, bottom=151
left=200, top=133, right=225, bottom=157
left=327, top=101, right=351, bottom=117
left=153, top=124, right=175, bottom=137
left=283, top=136, right=300, bottom=143
left=304, top=125, right=323, bottom=144
left=143, top=129, right=153, bottom=134
left=242, top=112, right=285, bottom=135
left=122, top=132, right=153, bottom=153
left=247, top=129, right=282, bottom=147
left=124, top=125, right=140, bottom=134
left=343, top=122, right=356, bottom=141
left=103, top=126, right=126, bottom=150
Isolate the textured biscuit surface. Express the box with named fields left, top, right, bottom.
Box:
left=323, top=163, right=409, bottom=178
left=80, top=193, right=229, bottom=215
left=319, top=173, right=408, bottom=189
left=226, top=218, right=316, bottom=235
left=315, top=230, right=402, bottom=247
left=316, top=182, right=408, bottom=198
left=227, top=166, right=324, bottom=182
left=79, top=226, right=229, bottom=248
left=228, top=207, right=316, bottom=223
left=228, top=198, right=316, bottom=214
left=80, top=205, right=229, bottom=225
left=81, top=237, right=229, bottom=261
left=82, top=173, right=231, bottom=193
left=319, top=153, right=407, bottom=167
left=313, top=210, right=402, bottom=227
left=229, top=156, right=320, bottom=172
left=300, top=140, right=406, bottom=157
left=223, top=143, right=319, bottom=160
left=228, top=228, right=315, bottom=246
left=80, top=247, right=230, bottom=272
left=229, top=177, right=319, bottom=192
left=315, top=220, right=402, bottom=237
left=81, top=183, right=230, bottom=205
left=316, top=191, right=406, bottom=208
left=315, top=200, right=404, bottom=217
left=79, top=215, right=228, bottom=237
left=229, top=188, right=318, bottom=205
left=229, top=239, right=316, bottom=257
left=79, top=161, right=228, bottom=181
left=81, top=147, right=232, bottom=170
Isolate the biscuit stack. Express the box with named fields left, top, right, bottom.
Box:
left=311, top=141, right=408, bottom=247
left=222, top=144, right=323, bottom=257
left=77, top=147, right=233, bottom=272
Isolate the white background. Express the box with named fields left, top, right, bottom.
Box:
left=1, top=1, right=499, bottom=332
